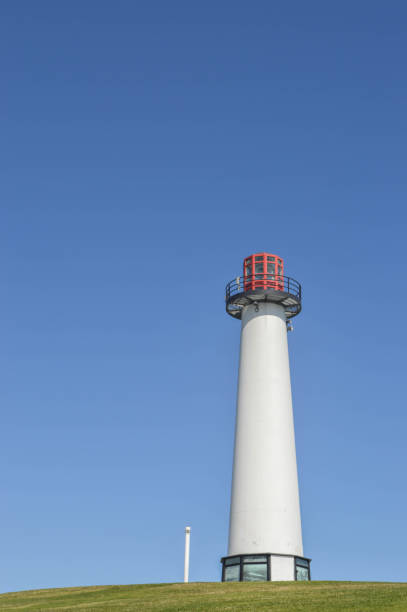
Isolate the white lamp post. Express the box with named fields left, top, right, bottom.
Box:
left=184, top=526, right=191, bottom=583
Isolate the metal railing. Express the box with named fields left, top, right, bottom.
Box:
left=226, top=274, right=301, bottom=302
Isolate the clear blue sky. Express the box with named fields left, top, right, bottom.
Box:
left=1, top=1, right=407, bottom=592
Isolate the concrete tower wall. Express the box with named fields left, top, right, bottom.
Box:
left=228, top=301, right=303, bottom=559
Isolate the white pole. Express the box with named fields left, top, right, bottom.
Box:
left=184, top=526, right=191, bottom=583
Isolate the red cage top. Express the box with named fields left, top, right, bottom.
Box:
left=243, top=252, right=284, bottom=292
left=225, top=252, right=301, bottom=319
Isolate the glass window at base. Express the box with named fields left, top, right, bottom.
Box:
left=295, top=558, right=310, bottom=581
left=224, top=565, right=240, bottom=582
left=224, top=556, right=240, bottom=566
left=242, top=563, right=267, bottom=581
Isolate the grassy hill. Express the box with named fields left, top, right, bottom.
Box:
left=0, top=581, right=406, bottom=611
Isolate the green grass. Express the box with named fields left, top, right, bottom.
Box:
left=0, top=582, right=406, bottom=611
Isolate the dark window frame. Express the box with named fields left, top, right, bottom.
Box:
left=294, top=556, right=311, bottom=581
left=221, top=554, right=271, bottom=582
left=221, top=553, right=311, bottom=582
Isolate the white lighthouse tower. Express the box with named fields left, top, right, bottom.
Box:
left=221, top=252, right=311, bottom=582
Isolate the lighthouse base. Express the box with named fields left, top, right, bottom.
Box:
left=220, top=553, right=311, bottom=582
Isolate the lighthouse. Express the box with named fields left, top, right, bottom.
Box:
left=221, top=253, right=311, bottom=582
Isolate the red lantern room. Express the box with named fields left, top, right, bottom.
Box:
left=225, top=251, right=301, bottom=319
left=243, top=252, right=284, bottom=291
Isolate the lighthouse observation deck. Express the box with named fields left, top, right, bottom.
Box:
left=225, top=251, right=302, bottom=320
left=225, top=275, right=301, bottom=320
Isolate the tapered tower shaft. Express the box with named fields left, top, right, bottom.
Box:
left=228, top=301, right=303, bottom=557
